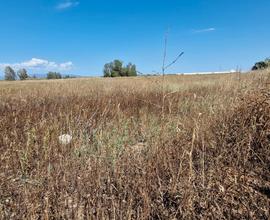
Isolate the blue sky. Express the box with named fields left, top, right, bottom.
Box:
left=0, top=0, right=269, bottom=76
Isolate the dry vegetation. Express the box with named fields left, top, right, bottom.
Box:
left=0, top=71, right=270, bottom=219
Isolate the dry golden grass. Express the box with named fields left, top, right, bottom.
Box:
left=0, top=71, right=269, bottom=219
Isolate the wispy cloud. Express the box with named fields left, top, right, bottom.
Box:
left=56, top=1, right=79, bottom=10
left=0, top=58, right=74, bottom=71
left=193, top=28, right=216, bottom=33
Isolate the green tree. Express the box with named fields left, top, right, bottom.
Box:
left=103, top=63, right=112, bottom=77
left=4, top=66, right=16, bottom=81
left=125, top=63, right=137, bottom=76
left=103, top=60, right=122, bottom=77
left=252, top=58, right=270, bottom=71
left=17, top=68, right=29, bottom=80
left=103, top=60, right=137, bottom=77
left=63, top=75, right=75, bottom=79
left=47, top=72, right=62, bottom=79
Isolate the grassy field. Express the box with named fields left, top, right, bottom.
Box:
left=0, top=71, right=270, bottom=219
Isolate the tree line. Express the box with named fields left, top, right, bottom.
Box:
left=4, top=66, right=29, bottom=80
left=3, top=66, right=73, bottom=81
left=2, top=59, right=137, bottom=81
left=3, top=57, right=269, bottom=81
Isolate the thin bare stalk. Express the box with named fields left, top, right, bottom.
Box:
left=161, top=29, right=169, bottom=119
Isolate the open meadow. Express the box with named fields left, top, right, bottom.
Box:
left=0, top=71, right=270, bottom=219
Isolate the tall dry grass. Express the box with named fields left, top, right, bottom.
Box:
left=0, top=71, right=269, bottom=219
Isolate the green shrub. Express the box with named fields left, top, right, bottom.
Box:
left=103, top=60, right=137, bottom=77
left=47, top=72, right=62, bottom=79
left=252, top=58, right=270, bottom=70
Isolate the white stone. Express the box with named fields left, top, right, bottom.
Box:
left=58, top=134, right=72, bottom=145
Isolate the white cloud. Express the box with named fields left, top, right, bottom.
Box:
left=0, top=58, right=74, bottom=71
left=193, top=28, right=216, bottom=33
left=56, top=1, right=79, bottom=10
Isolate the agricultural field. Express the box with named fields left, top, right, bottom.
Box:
left=0, top=71, right=270, bottom=219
